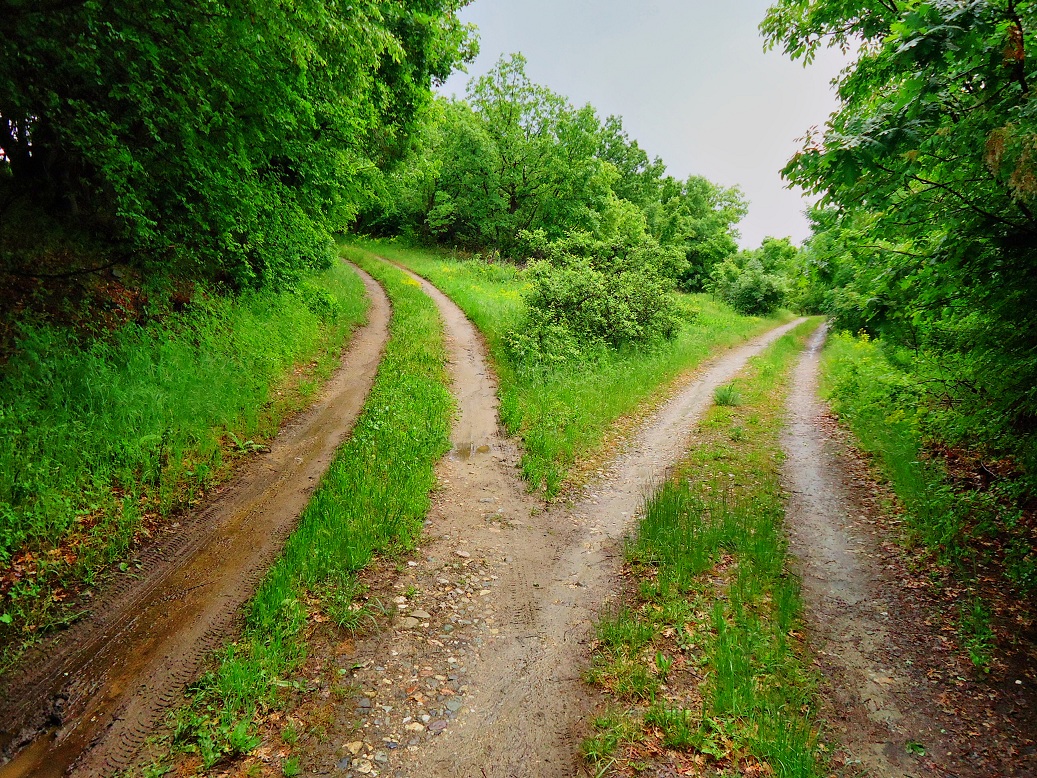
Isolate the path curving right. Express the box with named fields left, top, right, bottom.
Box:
left=781, top=324, right=1036, bottom=777
left=0, top=263, right=390, bottom=778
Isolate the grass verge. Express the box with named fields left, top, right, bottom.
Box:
left=819, top=332, right=1036, bottom=671
left=0, top=263, right=368, bottom=666
left=582, top=319, right=826, bottom=778
left=349, top=237, right=792, bottom=496
left=156, top=253, right=452, bottom=772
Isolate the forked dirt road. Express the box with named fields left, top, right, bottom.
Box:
left=297, top=260, right=805, bottom=777
left=0, top=265, right=390, bottom=778
left=782, top=325, right=1036, bottom=777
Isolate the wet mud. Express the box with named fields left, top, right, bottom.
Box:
left=0, top=264, right=391, bottom=778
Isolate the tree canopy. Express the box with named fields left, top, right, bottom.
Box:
left=0, top=0, right=475, bottom=287
left=765, top=0, right=1037, bottom=451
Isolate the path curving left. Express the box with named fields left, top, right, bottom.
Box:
left=0, top=263, right=391, bottom=778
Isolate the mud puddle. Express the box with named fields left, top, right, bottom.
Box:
left=0, top=264, right=390, bottom=778
left=782, top=324, right=1036, bottom=777
left=294, top=270, right=805, bottom=778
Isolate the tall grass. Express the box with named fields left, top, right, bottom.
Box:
left=583, top=320, right=825, bottom=777
left=350, top=238, right=791, bottom=495
left=167, top=250, right=453, bottom=769
left=0, top=263, right=367, bottom=645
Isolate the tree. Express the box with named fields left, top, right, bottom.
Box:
left=0, top=0, right=476, bottom=287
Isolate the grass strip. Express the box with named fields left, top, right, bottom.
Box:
left=582, top=319, right=826, bottom=778
left=0, top=263, right=367, bottom=665
left=162, top=254, right=452, bottom=771
left=350, top=237, right=792, bottom=496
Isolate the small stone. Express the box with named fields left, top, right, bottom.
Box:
left=398, top=617, right=420, bottom=629
left=374, top=752, right=389, bottom=764
left=410, top=609, right=432, bottom=620
left=337, top=756, right=352, bottom=770
left=428, top=719, right=448, bottom=733
left=405, top=722, right=425, bottom=733
left=346, top=740, right=364, bottom=754
left=446, top=698, right=463, bottom=712
left=479, top=497, right=495, bottom=503
left=455, top=550, right=470, bottom=559
left=355, top=759, right=374, bottom=774
left=357, top=698, right=372, bottom=709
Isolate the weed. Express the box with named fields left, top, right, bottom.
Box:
left=282, top=756, right=302, bottom=777
left=713, top=384, right=742, bottom=406
left=958, top=596, right=995, bottom=671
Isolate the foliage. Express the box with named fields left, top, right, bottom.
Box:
left=763, top=0, right=1037, bottom=451
left=0, top=262, right=368, bottom=660
left=820, top=331, right=1037, bottom=599
left=360, top=239, right=789, bottom=496
left=582, top=321, right=826, bottom=777
left=0, top=0, right=475, bottom=288
left=168, top=250, right=452, bottom=764
left=360, top=54, right=745, bottom=290
left=709, top=236, right=798, bottom=315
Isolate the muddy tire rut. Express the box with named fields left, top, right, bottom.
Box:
left=782, top=324, right=1036, bottom=777
left=297, top=263, right=806, bottom=778
left=0, top=264, right=390, bottom=778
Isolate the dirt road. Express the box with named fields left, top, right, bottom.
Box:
left=297, top=261, right=805, bottom=777
left=0, top=265, right=390, bottom=778
left=782, top=324, right=1037, bottom=777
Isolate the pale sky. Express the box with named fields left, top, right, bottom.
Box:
left=441, top=0, right=848, bottom=249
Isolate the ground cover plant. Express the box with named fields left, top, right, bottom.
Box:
left=0, top=262, right=368, bottom=666
left=159, top=251, right=453, bottom=771
left=820, top=331, right=1037, bottom=670
left=351, top=238, right=792, bottom=496
left=583, top=320, right=826, bottom=777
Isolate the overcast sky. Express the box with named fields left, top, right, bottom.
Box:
left=440, top=0, right=848, bottom=249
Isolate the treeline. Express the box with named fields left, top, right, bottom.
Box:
left=359, top=53, right=746, bottom=293
left=0, top=0, right=474, bottom=289
left=765, top=3, right=1037, bottom=502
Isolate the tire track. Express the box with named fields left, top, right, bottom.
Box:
left=0, top=263, right=390, bottom=778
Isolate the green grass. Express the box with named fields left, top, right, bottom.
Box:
left=349, top=237, right=791, bottom=496
left=820, top=331, right=1037, bottom=669
left=583, top=319, right=826, bottom=777
left=0, top=263, right=368, bottom=660
left=161, top=250, right=453, bottom=771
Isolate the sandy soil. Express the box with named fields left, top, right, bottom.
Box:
left=294, top=261, right=805, bottom=778
left=0, top=264, right=390, bottom=778
left=781, top=324, right=1037, bottom=777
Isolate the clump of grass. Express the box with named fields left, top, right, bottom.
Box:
left=0, top=262, right=368, bottom=662
left=354, top=237, right=791, bottom=496
left=165, top=251, right=453, bottom=768
left=713, top=383, right=742, bottom=406
left=583, top=320, right=827, bottom=777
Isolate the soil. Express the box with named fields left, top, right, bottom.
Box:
left=288, top=262, right=806, bottom=778
left=0, top=264, right=391, bottom=778
left=781, top=324, right=1037, bottom=777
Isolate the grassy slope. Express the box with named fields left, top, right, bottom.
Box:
left=351, top=238, right=793, bottom=495
left=0, top=262, right=367, bottom=660
left=583, top=319, right=825, bottom=778
left=161, top=251, right=453, bottom=771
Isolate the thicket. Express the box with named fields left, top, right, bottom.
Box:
left=0, top=0, right=474, bottom=289
left=764, top=1, right=1037, bottom=479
